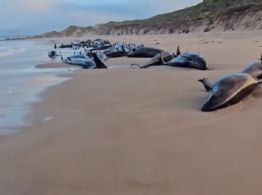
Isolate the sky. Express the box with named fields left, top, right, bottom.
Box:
left=0, top=0, right=202, bottom=36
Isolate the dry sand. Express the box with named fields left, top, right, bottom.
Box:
left=0, top=32, right=262, bottom=195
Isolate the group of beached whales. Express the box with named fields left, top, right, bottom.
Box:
left=48, top=39, right=262, bottom=112
left=49, top=39, right=208, bottom=70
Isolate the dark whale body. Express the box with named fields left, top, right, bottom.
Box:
left=63, top=52, right=107, bottom=69
left=168, top=52, right=208, bottom=70
left=128, top=47, right=163, bottom=58
left=199, top=73, right=259, bottom=111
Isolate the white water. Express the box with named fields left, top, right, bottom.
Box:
left=0, top=39, right=72, bottom=134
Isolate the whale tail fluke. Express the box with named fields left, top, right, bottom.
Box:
left=60, top=50, right=64, bottom=61
left=93, top=52, right=108, bottom=69
left=176, top=46, right=181, bottom=56
left=198, top=77, right=213, bottom=92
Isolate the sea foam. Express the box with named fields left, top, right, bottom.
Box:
left=0, top=47, right=26, bottom=58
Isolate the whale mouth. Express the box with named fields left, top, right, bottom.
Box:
left=256, top=72, right=262, bottom=80
left=201, top=95, right=223, bottom=112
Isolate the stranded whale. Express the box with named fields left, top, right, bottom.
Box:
left=199, top=73, right=261, bottom=111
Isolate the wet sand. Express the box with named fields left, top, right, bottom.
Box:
left=36, top=61, right=72, bottom=69
left=0, top=32, right=262, bottom=195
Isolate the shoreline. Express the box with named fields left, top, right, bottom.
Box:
left=0, top=58, right=76, bottom=136
left=24, top=67, right=76, bottom=130
left=23, top=29, right=262, bottom=41
left=0, top=32, right=262, bottom=194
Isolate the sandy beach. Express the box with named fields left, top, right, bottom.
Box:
left=1, top=32, right=262, bottom=195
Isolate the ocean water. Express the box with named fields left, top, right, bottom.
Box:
left=0, top=39, right=74, bottom=134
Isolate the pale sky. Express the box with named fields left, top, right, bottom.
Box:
left=0, top=0, right=202, bottom=36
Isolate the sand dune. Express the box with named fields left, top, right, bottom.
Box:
left=0, top=32, right=262, bottom=195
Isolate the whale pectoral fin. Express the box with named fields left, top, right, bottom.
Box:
left=198, top=77, right=213, bottom=92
